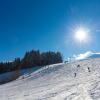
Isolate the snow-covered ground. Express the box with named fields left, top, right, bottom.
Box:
left=0, top=67, right=41, bottom=84
left=0, top=58, right=100, bottom=100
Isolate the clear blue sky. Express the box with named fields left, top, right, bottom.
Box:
left=0, top=0, right=100, bottom=61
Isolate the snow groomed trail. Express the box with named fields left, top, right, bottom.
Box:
left=0, top=58, right=100, bottom=100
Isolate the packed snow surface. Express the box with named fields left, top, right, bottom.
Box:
left=0, top=58, right=100, bottom=100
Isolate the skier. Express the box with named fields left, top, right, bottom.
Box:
left=87, top=67, right=91, bottom=72
left=77, top=64, right=80, bottom=68
left=74, top=73, right=77, bottom=77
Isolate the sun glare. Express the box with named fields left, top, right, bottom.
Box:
left=75, top=28, right=88, bottom=43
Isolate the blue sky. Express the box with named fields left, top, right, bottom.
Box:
left=0, top=0, right=100, bottom=61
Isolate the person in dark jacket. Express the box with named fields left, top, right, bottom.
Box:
left=74, top=73, right=77, bottom=77
left=77, top=64, right=80, bottom=68
left=87, top=67, right=91, bottom=72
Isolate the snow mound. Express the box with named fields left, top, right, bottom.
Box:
left=0, top=58, right=100, bottom=100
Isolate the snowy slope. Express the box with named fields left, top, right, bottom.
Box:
left=0, top=58, right=100, bottom=100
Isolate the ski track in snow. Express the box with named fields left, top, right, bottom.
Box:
left=0, top=58, right=100, bottom=100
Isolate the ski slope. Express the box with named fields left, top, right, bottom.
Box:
left=0, top=58, right=100, bottom=100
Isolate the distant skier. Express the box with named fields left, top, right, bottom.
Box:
left=22, top=76, right=24, bottom=79
left=77, top=64, right=80, bottom=68
left=74, top=73, right=77, bottom=77
left=87, top=67, right=91, bottom=72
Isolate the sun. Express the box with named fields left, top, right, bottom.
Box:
left=75, top=28, right=88, bottom=42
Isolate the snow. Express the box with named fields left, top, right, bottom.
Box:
left=0, top=58, right=100, bottom=100
left=74, top=51, right=100, bottom=60
left=0, top=67, right=41, bottom=84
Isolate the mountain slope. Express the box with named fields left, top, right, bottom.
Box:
left=0, top=58, right=100, bottom=100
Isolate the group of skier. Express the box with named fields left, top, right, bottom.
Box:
left=64, top=61, right=91, bottom=78
left=74, top=64, right=91, bottom=78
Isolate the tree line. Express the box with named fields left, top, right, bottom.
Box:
left=0, top=50, right=63, bottom=73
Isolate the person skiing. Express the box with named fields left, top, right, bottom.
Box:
left=77, top=64, right=80, bottom=68
left=74, top=73, right=77, bottom=77
left=87, top=67, right=91, bottom=72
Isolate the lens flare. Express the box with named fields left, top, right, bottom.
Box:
left=75, top=28, right=89, bottom=43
